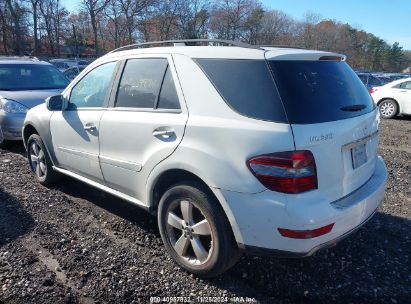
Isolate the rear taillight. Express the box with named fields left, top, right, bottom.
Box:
left=369, top=87, right=378, bottom=94
left=247, top=150, right=317, bottom=194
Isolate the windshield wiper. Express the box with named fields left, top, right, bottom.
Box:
left=340, top=104, right=366, bottom=112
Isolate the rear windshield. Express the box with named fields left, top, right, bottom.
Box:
left=0, top=64, right=69, bottom=91
left=269, top=61, right=375, bottom=124
left=196, top=59, right=287, bottom=123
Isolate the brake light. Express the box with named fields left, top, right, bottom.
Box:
left=247, top=150, right=317, bottom=194
left=319, top=56, right=343, bottom=61
left=369, top=87, right=378, bottom=94
left=278, top=223, right=334, bottom=239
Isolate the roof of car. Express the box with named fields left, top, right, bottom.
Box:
left=100, top=45, right=344, bottom=63
left=0, top=57, right=51, bottom=65
left=384, top=77, right=411, bottom=87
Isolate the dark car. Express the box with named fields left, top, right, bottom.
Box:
left=0, top=57, right=69, bottom=148
left=63, top=66, right=87, bottom=81
left=357, top=73, right=389, bottom=91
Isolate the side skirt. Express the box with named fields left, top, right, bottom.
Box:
left=52, top=166, right=152, bottom=212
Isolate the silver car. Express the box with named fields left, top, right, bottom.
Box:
left=0, top=57, right=69, bottom=148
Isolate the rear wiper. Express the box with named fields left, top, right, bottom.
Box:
left=340, top=104, right=366, bottom=112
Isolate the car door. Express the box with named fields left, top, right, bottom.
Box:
left=98, top=55, right=188, bottom=201
left=394, top=81, right=411, bottom=114
left=50, top=61, right=118, bottom=182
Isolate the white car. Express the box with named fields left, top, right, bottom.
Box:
left=370, top=77, right=411, bottom=118
left=22, top=40, right=388, bottom=277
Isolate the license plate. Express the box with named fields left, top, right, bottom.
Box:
left=351, top=143, right=367, bottom=169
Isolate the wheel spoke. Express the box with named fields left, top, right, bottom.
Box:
left=30, top=155, right=38, bottom=163
left=180, top=200, right=193, bottom=224
left=174, top=234, right=190, bottom=256
left=192, top=219, right=211, bottom=236
left=168, top=212, right=183, bottom=230
left=32, top=143, right=39, bottom=156
left=35, top=163, right=41, bottom=177
left=39, top=162, right=47, bottom=174
left=38, top=150, right=44, bottom=161
left=191, top=236, right=209, bottom=262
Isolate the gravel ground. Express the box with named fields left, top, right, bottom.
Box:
left=0, top=117, right=410, bottom=304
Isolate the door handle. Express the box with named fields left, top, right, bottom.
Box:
left=153, top=128, right=175, bottom=138
left=83, top=123, right=97, bottom=131
left=399, top=90, right=407, bottom=93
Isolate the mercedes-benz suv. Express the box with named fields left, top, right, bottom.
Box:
left=22, top=40, right=388, bottom=277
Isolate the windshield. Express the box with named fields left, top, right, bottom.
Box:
left=0, top=64, right=69, bottom=91
left=269, top=61, right=375, bottom=124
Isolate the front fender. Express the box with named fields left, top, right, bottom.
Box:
left=23, top=104, right=57, bottom=165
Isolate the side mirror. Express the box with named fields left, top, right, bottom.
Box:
left=46, top=95, right=64, bottom=111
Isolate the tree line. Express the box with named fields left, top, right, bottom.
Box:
left=0, top=0, right=409, bottom=72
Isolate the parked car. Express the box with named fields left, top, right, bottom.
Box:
left=63, top=66, right=87, bottom=81
left=357, top=72, right=389, bottom=91
left=23, top=40, right=388, bottom=277
left=49, top=59, right=77, bottom=72
left=383, top=73, right=410, bottom=81
left=370, top=77, right=411, bottom=118
left=0, top=57, right=69, bottom=148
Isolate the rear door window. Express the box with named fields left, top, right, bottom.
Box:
left=400, top=81, right=411, bottom=89
left=116, top=59, right=167, bottom=108
left=269, top=61, right=375, bottom=124
left=196, top=59, right=287, bottom=123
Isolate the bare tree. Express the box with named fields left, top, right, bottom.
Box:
left=29, top=0, right=40, bottom=55
left=82, top=0, right=109, bottom=55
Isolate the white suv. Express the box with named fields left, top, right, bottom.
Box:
left=23, top=40, right=388, bottom=277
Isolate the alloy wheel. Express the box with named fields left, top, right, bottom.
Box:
left=30, top=142, right=47, bottom=178
left=166, top=199, right=213, bottom=265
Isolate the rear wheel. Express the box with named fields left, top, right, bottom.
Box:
left=27, top=134, right=59, bottom=185
left=379, top=99, right=398, bottom=119
left=0, top=127, right=12, bottom=149
left=158, top=182, right=239, bottom=277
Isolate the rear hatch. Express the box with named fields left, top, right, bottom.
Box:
left=266, top=53, right=379, bottom=202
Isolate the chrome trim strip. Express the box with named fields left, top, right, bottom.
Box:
left=57, top=147, right=99, bottom=162
left=99, top=155, right=142, bottom=172
left=52, top=166, right=148, bottom=210
left=342, top=130, right=379, bottom=150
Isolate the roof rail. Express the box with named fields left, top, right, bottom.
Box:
left=109, top=39, right=260, bottom=53
left=259, top=45, right=307, bottom=50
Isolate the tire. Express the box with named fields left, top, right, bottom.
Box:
left=0, top=127, right=12, bottom=149
left=27, top=134, right=59, bottom=185
left=379, top=99, right=398, bottom=119
left=158, top=182, right=240, bottom=277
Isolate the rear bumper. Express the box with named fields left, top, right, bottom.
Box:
left=240, top=208, right=377, bottom=258
left=219, top=156, right=388, bottom=256
left=0, top=112, right=25, bottom=140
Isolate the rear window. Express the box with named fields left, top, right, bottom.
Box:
left=196, top=59, right=287, bottom=123
left=269, top=61, right=375, bottom=124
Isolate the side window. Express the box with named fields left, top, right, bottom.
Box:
left=368, top=76, right=381, bottom=86
left=358, top=75, right=367, bottom=84
left=69, top=61, right=117, bottom=109
left=400, top=81, right=411, bottom=89
left=157, top=66, right=180, bottom=110
left=116, top=58, right=167, bottom=108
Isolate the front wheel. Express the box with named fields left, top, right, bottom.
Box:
left=158, top=182, right=239, bottom=277
left=379, top=99, right=398, bottom=119
left=27, top=134, right=59, bottom=185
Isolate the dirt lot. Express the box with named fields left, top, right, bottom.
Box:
left=0, top=117, right=410, bottom=304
